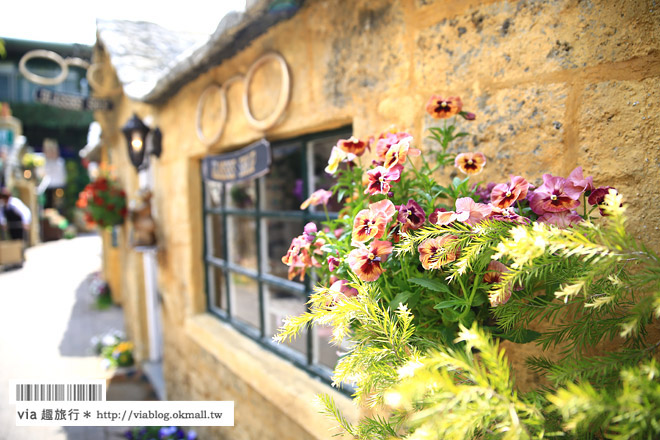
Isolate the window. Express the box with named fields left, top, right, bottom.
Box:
left=203, top=127, right=352, bottom=382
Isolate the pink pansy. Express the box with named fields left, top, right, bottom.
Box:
left=490, top=175, right=530, bottom=209
left=300, top=189, right=333, bottom=210
left=430, top=208, right=458, bottom=226
left=455, top=197, right=493, bottom=225
left=537, top=210, right=583, bottom=228
left=483, top=261, right=514, bottom=307
left=364, top=166, right=401, bottom=195
left=328, top=280, right=359, bottom=304
left=383, top=136, right=420, bottom=169
left=327, top=255, right=340, bottom=272
left=375, top=131, right=413, bottom=162
left=529, top=174, right=581, bottom=215
left=567, top=167, right=594, bottom=194
left=347, top=240, right=393, bottom=282
left=302, top=222, right=317, bottom=243
left=369, top=199, right=396, bottom=222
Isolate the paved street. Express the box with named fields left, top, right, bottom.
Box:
left=0, top=234, right=140, bottom=439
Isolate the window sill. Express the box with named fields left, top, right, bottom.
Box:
left=185, top=313, right=358, bottom=438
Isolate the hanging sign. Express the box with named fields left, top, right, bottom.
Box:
left=202, top=139, right=271, bottom=183
left=35, top=88, right=114, bottom=111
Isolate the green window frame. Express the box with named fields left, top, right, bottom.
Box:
left=202, top=127, right=352, bottom=385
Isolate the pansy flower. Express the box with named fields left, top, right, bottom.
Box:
left=489, top=205, right=530, bottom=224
left=429, top=208, right=453, bottom=225
left=418, top=235, right=460, bottom=270
left=529, top=174, right=581, bottom=215
left=352, top=199, right=396, bottom=243
left=327, top=255, right=340, bottom=272
left=325, top=146, right=356, bottom=175
left=364, top=166, right=401, bottom=195
left=327, top=279, right=359, bottom=305
left=483, top=261, right=514, bottom=306
left=455, top=197, right=492, bottom=225
left=588, top=186, right=619, bottom=216
left=425, top=95, right=463, bottom=119
left=537, top=210, right=583, bottom=228
left=454, top=152, right=486, bottom=175
left=567, top=166, right=594, bottom=194
left=347, top=240, right=393, bottom=282
left=383, top=137, right=420, bottom=169
left=337, top=136, right=368, bottom=156
left=375, top=131, right=413, bottom=162
left=300, top=189, right=333, bottom=210
left=397, top=199, right=426, bottom=232
left=490, top=175, right=530, bottom=209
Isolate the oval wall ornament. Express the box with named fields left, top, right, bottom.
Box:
left=19, top=49, right=122, bottom=97
left=195, top=52, right=292, bottom=146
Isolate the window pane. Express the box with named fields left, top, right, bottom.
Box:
left=205, top=181, right=224, bottom=209
left=208, top=265, right=226, bottom=311
left=265, top=218, right=305, bottom=280
left=264, top=143, right=304, bottom=211
left=265, top=288, right=307, bottom=357
left=314, top=325, right=344, bottom=370
left=309, top=133, right=349, bottom=212
left=230, top=273, right=260, bottom=329
left=228, top=216, right=258, bottom=271
left=227, top=180, right=256, bottom=210
left=205, top=214, right=224, bottom=259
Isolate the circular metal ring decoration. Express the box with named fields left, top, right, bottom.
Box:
left=196, top=83, right=228, bottom=147
left=19, top=49, right=121, bottom=97
left=195, top=52, right=291, bottom=146
left=242, top=52, right=291, bottom=131
left=19, top=50, right=72, bottom=86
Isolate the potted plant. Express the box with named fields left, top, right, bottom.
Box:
left=76, top=174, right=127, bottom=228
left=276, top=96, right=660, bottom=439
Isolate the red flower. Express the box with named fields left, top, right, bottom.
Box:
left=347, top=241, right=393, bottom=282
left=337, top=136, right=368, bottom=156
left=426, top=95, right=463, bottom=119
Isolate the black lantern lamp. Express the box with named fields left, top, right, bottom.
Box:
left=122, top=113, right=150, bottom=170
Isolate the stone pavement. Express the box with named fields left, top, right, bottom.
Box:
left=0, top=234, right=156, bottom=440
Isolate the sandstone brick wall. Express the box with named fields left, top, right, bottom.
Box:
left=95, top=0, right=660, bottom=438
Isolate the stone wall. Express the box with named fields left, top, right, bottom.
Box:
left=95, top=0, right=660, bottom=438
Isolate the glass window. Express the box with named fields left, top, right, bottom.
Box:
left=203, top=127, right=352, bottom=385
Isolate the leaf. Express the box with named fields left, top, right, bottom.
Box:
left=499, top=329, right=542, bottom=344
left=408, top=277, right=453, bottom=294
left=390, top=291, right=419, bottom=309
left=433, top=299, right=467, bottom=310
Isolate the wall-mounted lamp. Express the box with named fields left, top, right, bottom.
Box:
left=121, top=113, right=163, bottom=170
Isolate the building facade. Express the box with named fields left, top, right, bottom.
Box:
left=92, top=0, right=660, bottom=438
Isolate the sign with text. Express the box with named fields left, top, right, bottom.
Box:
left=202, top=139, right=271, bottom=183
left=35, top=88, right=114, bottom=111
